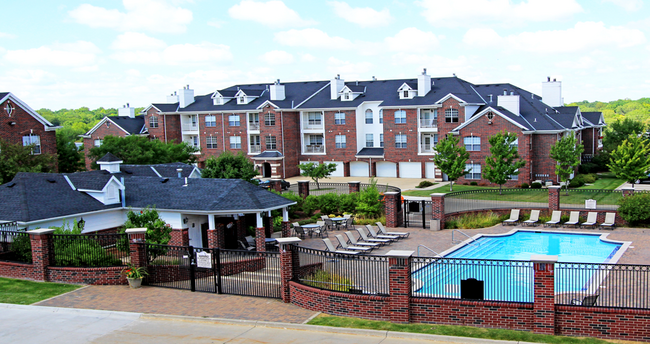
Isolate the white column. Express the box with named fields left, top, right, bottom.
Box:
left=256, top=212, right=264, bottom=228
left=208, top=214, right=215, bottom=230
left=282, top=208, right=289, bottom=222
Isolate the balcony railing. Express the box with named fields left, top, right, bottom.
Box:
left=182, top=124, right=199, bottom=131
left=419, top=119, right=437, bottom=128
left=249, top=145, right=261, bottom=154
left=249, top=122, right=260, bottom=130
left=303, top=122, right=324, bottom=130
left=420, top=144, right=436, bottom=153
left=304, top=144, right=324, bottom=153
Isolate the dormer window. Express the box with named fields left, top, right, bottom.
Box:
left=344, top=92, right=351, bottom=100
left=238, top=96, right=245, bottom=104
left=398, top=83, right=415, bottom=99
left=214, top=96, right=223, bottom=105
left=403, top=91, right=409, bottom=98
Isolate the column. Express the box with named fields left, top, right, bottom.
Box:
left=383, top=192, right=403, bottom=228
left=430, top=193, right=445, bottom=231
left=29, top=228, right=56, bottom=281
left=207, top=223, right=225, bottom=249
left=276, top=238, right=301, bottom=303
left=387, top=250, right=413, bottom=323
left=255, top=213, right=266, bottom=252
left=532, top=255, right=558, bottom=335
left=348, top=181, right=360, bottom=193
left=548, top=186, right=561, bottom=211
left=126, top=228, right=148, bottom=268
left=269, top=179, right=282, bottom=193
left=298, top=180, right=310, bottom=199
left=281, top=208, right=291, bottom=238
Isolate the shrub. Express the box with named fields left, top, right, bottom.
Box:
left=520, top=183, right=529, bottom=189
left=531, top=182, right=542, bottom=189
left=11, top=234, right=32, bottom=263
left=51, top=220, right=121, bottom=267
left=569, top=174, right=585, bottom=188
left=272, top=216, right=283, bottom=232
left=470, top=181, right=478, bottom=186
left=444, top=211, right=505, bottom=229
left=302, top=269, right=355, bottom=292
left=302, top=195, right=319, bottom=216
left=582, top=173, right=598, bottom=184
left=416, top=180, right=435, bottom=188
left=356, top=179, right=384, bottom=218
left=318, top=192, right=340, bottom=215
left=281, top=191, right=303, bottom=218
left=339, top=193, right=359, bottom=214
left=618, top=193, right=650, bottom=225
left=579, top=162, right=598, bottom=174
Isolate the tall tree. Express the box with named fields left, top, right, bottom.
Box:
left=56, top=130, right=84, bottom=173
left=483, top=131, right=526, bottom=194
left=0, top=138, right=56, bottom=184
left=432, top=135, right=470, bottom=192
left=607, top=134, right=650, bottom=188
left=602, top=118, right=646, bottom=154
left=549, top=132, right=584, bottom=195
left=299, top=162, right=337, bottom=190
left=202, top=151, right=258, bottom=181
left=88, top=135, right=198, bottom=168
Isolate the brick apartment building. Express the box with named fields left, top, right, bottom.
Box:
left=88, top=71, right=605, bottom=186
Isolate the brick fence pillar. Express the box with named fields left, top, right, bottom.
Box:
left=622, top=187, right=635, bottom=197
left=430, top=193, right=446, bottom=231
left=548, top=186, right=561, bottom=211
left=348, top=181, right=360, bottom=193
left=269, top=179, right=282, bottom=193
left=387, top=250, right=413, bottom=323
left=281, top=221, right=291, bottom=238
left=532, top=255, right=558, bottom=335
left=170, top=228, right=189, bottom=246
left=29, top=228, right=56, bottom=281
left=207, top=223, right=226, bottom=249
left=236, top=218, right=246, bottom=241
left=126, top=228, right=148, bottom=268
left=276, top=238, right=300, bottom=303
left=255, top=227, right=266, bottom=252
left=383, top=192, right=402, bottom=228
left=298, top=180, right=310, bottom=199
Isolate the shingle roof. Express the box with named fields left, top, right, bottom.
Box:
left=582, top=112, right=603, bottom=127
left=255, top=150, right=284, bottom=158
left=0, top=92, right=8, bottom=99
left=120, top=163, right=198, bottom=178
left=66, top=170, right=114, bottom=191
left=109, top=115, right=145, bottom=135
left=356, top=148, right=384, bottom=157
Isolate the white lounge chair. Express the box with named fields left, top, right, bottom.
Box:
left=599, top=213, right=616, bottom=230
left=322, top=238, right=358, bottom=255
left=581, top=212, right=598, bottom=228
left=345, top=231, right=380, bottom=249
left=366, top=224, right=398, bottom=241
left=502, top=209, right=520, bottom=225
left=376, top=222, right=409, bottom=238
left=564, top=211, right=580, bottom=228
left=523, top=210, right=540, bottom=226
left=545, top=211, right=562, bottom=227
left=335, top=234, right=372, bottom=252
left=356, top=228, right=391, bottom=245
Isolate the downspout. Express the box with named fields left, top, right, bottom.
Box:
left=281, top=111, right=285, bottom=178
left=163, top=113, right=168, bottom=142
left=221, top=113, right=226, bottom=150
left=120, top=177, right=126, bottom=207
left=592, top=127, right=595, bottom=155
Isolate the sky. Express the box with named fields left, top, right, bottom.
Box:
left=0, top=0, right=648, bottom=110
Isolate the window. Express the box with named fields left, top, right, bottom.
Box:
left=465, top=163, right=481, bottom=180
left=445, top=108, right=459, bottom=123
left=264, top=113, right=275, bottom=126
left=379, top=109, right=383, bottom=124
left=239, top=96, right=245, bottom=104
left=335, top=135, right=346, bottom=148
left=510, top=138, right=519, bottom=149
left=5, top=102, right=14, bottom=116
left=193, top=136, right=198, bottom=148
left=107, top=185, right=117, bottom=200
left=365, top=109, right=373, bottom=124
left=229, top=114, right=240, bottom=126
left=205, top=115, right=216, bottom=127
left=433, top=133, right=439, bottom=146
left=395, top=134, right=407, bottom=148
left=23, top=134, right=41, bottom=154
left=266, top=136, right=276, bottom=150
left=307, top=112, right=322, bottom=126
left=366, top=134, right=373, bottom=147
left=335, top=112, right=345, bottom=125
left=94, top=139, right=103, bottom=147
left=229, top=136, right=241, bottom=149
left=509, top=169, right=519, bottom=181
left=421, top=109, right=437, bottom=127
left=149, top=116, right=159, bottom=128
left=464, top=136, right=481, bottom=151
left=309, top=135, right=323, bottom=145
left=395, top=110, right=406, bottom=124
left=380, top=134, right=384, bottom=147
left=403, top=90, right=409, bottom=98
left=206, top=136, right=218, bottom=149
left=344, top=93, right=350, bottom=100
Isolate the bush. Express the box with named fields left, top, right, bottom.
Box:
left=272, top=216, right=283, bottom=232
left=618, top=193, right=650, bottom=225
left=281, top=191, right=303, bottom=218
left=51, top=220, right=122, bottom=267
left=569, top=174, right=585, bottom=188
left=531, top=182, right=542, bottom=189
left=11, top=234, right=32, bottom=263
left=339, top=193, right=359, bottom=214
left=318, top=193, right=340, bottom=215
left=582, top=173, right=598, bottom=184
left=470, top=181, right=478, bottom=186
left=578, top=162, right=598, bottom=174
left=302, top=269, right=355, bottom=292
left=445, top=211, right=505, bottom=229
left=520, top=183, right=529, bottom=189
left=302, top=195, right=319, bottom=216
left=591, top=152, right=610, bottom=172
left=416, top=180, right=435, bottom=188
left=356, top=179, right=384, bottom=218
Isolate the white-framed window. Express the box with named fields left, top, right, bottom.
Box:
left=192, top=136, right=199, bottom=148
left=23, top=134, right=41, bottom=154
left=421, top=109, right=437, bottom=127
left=229, top=114, right=240, bottom=126
left=344, top=92, right=351, bottom=100
left=365, top=109, right=373, bottom=124
left=94, top=139, right=103, bottom=147
left=403, top=90, right=409, bottom=98
left=395, top=134, right=407, bottom=148
left=309, top=135, right=323, bottom=145
left=264, top=113, right=275, bottom=126
left=335, top=135, right=346, bottom=148
left=149, top=116, right=159, bottom=128
left=464, top=136, right=481, bottom=151
left=366, top=134, right=373, bottom=147
left=380, top=134, right=384, bottom=147
left=433, top=133, right=439, bottom=146
left=206, top=136, right=218, bottom=149
left=307, top=112, right=322, bottom=125
left=238, top=96, right=245, bottom=104
left=395, top=110, right=406, bottom=124
left=379, top=109, right=383, bottom=124
left=335, top=112, right=345, bottom=125
left=509, top=169, right=519, bottom=181
left=266, top=136, right=276, bottom=150
left=445, top=108, right=459, bottom=123
left=465, top=163, right=481, bottom=179
left=229, top=136, right=241, bottom=149
left=510, top=138, right=519, bottom=149
left=205, top=115, right=216, bottom=127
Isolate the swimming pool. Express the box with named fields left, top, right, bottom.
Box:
left=412, top=230, right=630, bottom=302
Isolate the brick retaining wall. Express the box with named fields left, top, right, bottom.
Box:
left=47, top=266, right=125, bottom=285
left=0, top=261, right=34, bottom=280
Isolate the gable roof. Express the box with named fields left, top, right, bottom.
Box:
left=82, top=115, right=146, bottom=137
left=97, top=152, right=122, bottom=162
left=0, top=92, right=60, bottom=131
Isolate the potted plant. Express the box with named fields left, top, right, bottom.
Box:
left=121, top=264, right=148, bottom=288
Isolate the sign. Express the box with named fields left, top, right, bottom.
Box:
left=196, top=251, right=212, bottom=268
left=585, top=199, right=597, bottom=209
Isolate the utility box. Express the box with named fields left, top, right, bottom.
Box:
left=460, top=278, right=484, bottom=300
left=430, top=219, right=440, bottom=231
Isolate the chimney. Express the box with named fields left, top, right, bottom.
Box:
left=166, top=91, right=179, bottom=103
left=118, top=104, right=135, bottom=118
left=497, top=91, right=520, bottom=116
left=330, top=74, right=345, bottom=100
left=270, top=79, right=285, bottom=101
left=178, top=85, right=195, bottom=108
left=176, top=168, right=183, bottom=178
left=542, top=77, right=563, bottom=107
left=417, top=68, right=431, bottom=97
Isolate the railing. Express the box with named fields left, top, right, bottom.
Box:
left=445, top=188, right=548, bottom=214
left=181, top=124, right=199, bottom=131
left=0, top=229, right=32, bottom=263
left=249, top=122, right=260, bottom=130
left=451, top=229, right=478, bottom=247
left=50, top=233, right=129, bottom=267
left=419, top=144, right=436, bottom=153
left=559, top=189, right=622, bottom=210
left=249, top=145, right=261, bottom=154
left=303, top=123, right=324, bottom=130
left=219, top=249, right=281, bottom=298
left=416, top=245, right=441, bottom=257
left=0, top=221, right=18, bottom=231
left=362, top=183, right=400, bottom=194
left=304, top=145, right=324, bottom=153
left=284, top=182, right=400, bottom=195
left=419, top=119, right=437, bottom=128
left=295, top=246, right=390, bottom=295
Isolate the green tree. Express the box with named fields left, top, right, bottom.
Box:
left=549, top=132, right=584, bottom=195
left=56, top=130, right=84, bottom=173
left=88, top=135, right=198, bottom=168
left=355, top=178, right=383, bottom=218
left=202, top=151, right=258, bottom=181
left=483, top=131, right=526, bottom=194
left=0, top=138, right=56, bottom=184
left=299, top=162, right=337, bottom=189
left=122, top=207, right=172, bottom=246
left=602, top=118, right=646, bottom=154
left=431, top=135, right=470, bottom=191
left=607, top=134, right=650, bottom=186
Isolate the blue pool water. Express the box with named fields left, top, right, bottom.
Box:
left=412, top=231, right=623, bottom=302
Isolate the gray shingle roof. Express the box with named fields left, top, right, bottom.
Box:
left=120, top=163, right=198, bottom=178
left=356, top=148, right=384, bottom=157
left=151, top=103, right=179, bottom=113
left=66, top=170, right=114, bottom=191
left=109, top=115, right=145, bottom=135
left=255, top=150, right=284, bottom=158
left=582, top=112, right=603, bottom=127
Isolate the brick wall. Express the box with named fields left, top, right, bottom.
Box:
left=532, top=134, right=559, bottom=182
left=48, top=266, right=125, bottom=285
left=0, top=261, right=34, bottom=280
left=556, top=306, right=650, bottom=342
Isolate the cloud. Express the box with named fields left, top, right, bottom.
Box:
left=274, top=28, right=353, bottom=49
left=603, top=0, right=643, bottom=11
left=4, top=41, right=101, bottom=67
left=259, top=50, right=294, bottom=65
left=328, top=1, right=392, bottom=28
left=556, top=57, right=597, bottom=69
left=228, top=1, right=315, bottom=28
left=207, top=20, right=226, bottom=28
left=385, top=28, right=439, bottom=52
left=389, top=53, right=477, bottom=78
left=111, top=39, right=232, bottom=65
left=301, top=53, right=316, bottom=62
left=164, top=43, right=232, bottom=65
left=111, top=32, right=166, bottom=50
left=69, top=0, right=193, bottom=34
left=326, top=57, right=373, bottom=77
left=0, top=32, right=16, bottom=39
left=417, top=0, right=583, bottom=28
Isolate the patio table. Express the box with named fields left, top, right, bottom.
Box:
left=301, top=224, right=320, bottom=237
left=331, top=217, right=346, bottom=230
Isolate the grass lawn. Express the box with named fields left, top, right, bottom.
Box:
left=308, top=314, right=613, bottom=344
left=0, top=277, right=81, bottom=305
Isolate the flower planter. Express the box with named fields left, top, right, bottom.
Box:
left=127, top=277, right=143, bottom=289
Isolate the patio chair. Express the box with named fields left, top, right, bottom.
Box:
left=345, top=231, right=380, bottom=249
left=523, top=210, right=540, bottom=226
left=344, top=217, right=355, bottom=231
left=571, top=295, right=599, bottom=306
left=365, top=224, right=399, bottom=241
left=322, top=238, right=358, bottom=255
left=343, top=214, right=352, bottom=219
left=245, top=236, right=255, bottom=246
left=376, top=222, right=409, bottom=238
left=356, top=228, right=391, bottom=245
left=314, top=221, right=327, bottom=237
left=502, top=209, right=520, bottom=225
left=599, top=213, right=616, bottom=230
left=564, top=211, right=580, bottom=228
left=321, top=215, right=330, bottom=221
left=324, top=218, right=335, bottom=231
left=544, top=211, right=562, bottom=227
left=238, top=240, right=255, bottom=251
left=293, top=225, right=307, bottom=239
left=335, top=234, right=372, bottom=252
left=581, top=212, right=598, bottom=229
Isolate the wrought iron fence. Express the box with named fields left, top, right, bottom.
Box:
left=219, top=249, right=281, bottom=298
left=284, top=182, right=400, bottom=196
left=362, top=183, right=400, bottom=194
left=294, top=245, right=390, bottom=295
left=146, top=243, right=196, bottom=291
left=445, top=188, right=548, bottom=214
left=0, top=221, right=18, bottom=231
left=0, top=229, right=32, bottom=263
left=559, top=189, right=622, bottom=210
left=50, top=233, right=129, bottom=267
left=555, top=262, right=650, bottom=309
left=411, top=257, right=534, bottom=303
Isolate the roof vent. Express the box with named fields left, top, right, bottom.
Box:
left=46, top=178, right=56, bottom=183
left=6, top=182, right=15, bottom=188
left=177, top=168, right=183, bottom=178
left=161, top=178, right=169, bottom=183
left=123, top=170, right=133, bottom=174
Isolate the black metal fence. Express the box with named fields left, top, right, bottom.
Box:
left=284, top=182, right=400, bottom=196
left=294, top=245, right=390, bottom=295
left=559, top=189, right=622, bottom=210
left=219, top=249, right=281, bottom=298
left=403, top=200, right=432, bottom=228
left=445, top=188, right=548, bottom=214
left=50, top=233, right=129, bottom=267
left=0, top=229, right=32, bottom=263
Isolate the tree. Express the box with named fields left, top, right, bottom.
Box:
left=88, top=135, right=198, bottom=168
left=549, top=132, right=584, bottom=195
left=298, top=162, right=337, bottom=190
left=355, top=178, right=383, bottom=218
left=202, top=151, right=258, bottom=181
left=119, top=207, right=172, bottom=261
left=482, top=132, right=527, bottom=194
left=0, top=138, right=56, bottom=184
left=607, top=134, right=650, bottom=187
left=56, top=130, right=84, bottom=173
left=602, top=118, right=646, bottom=154
left=431, top=135, right=470, bottom=192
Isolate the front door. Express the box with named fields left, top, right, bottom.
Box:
left=263, top=162, right=271, bottom=178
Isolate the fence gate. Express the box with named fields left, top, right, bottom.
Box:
left=403, top=200, right=432, bottom=229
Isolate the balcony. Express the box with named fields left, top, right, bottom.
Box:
left=303, top=122, right=324, bottom=130
left=304, top=144, right=324, bottom=153
left=419, top=119, right=437, bottom=129
left=420, top=144, right=436, bottom=153
left=182, top=123, right=199, bottom=132
left=249, top=145, right=261, bottom=154
left=249, top=122, right=260, bottom=131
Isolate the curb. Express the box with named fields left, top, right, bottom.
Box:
left=0, top=303, right=142, bottom=320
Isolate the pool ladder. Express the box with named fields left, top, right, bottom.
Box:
left=451, top=229, right=479, bottom=247
left=417, top=245, right=441, bottom=257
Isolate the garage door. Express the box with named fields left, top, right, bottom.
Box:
left=330, top=161, right=344, bottom=177
left=376, top=162, right=397, bottom=177
left=350, top=161, right=369, bottom=177
left=399, top=162, right=422, bottom=178
left=425, top=162, right=436, bottom=179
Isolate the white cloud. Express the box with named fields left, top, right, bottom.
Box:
left=326, top=57, right=373, bottom=78
left=163, top=43, right=232, bottom=65
left=385, top=28, right=439, bottom=52
left=417, top=0, right=583, bottom=28
left=228, top=1, right=315, bottom=28
left=389, top=53, right=477, bottom=78
left=556, top=57, right=597, bottom=69
left=0, top=32, right=16, bottom=39
left=301, top=53, right=316, bottom=62
left=274, top=28, right=353, bottom=49
left=603, top=0, right=643, bottom=11
left=111, top=32, right=166, bottom=50
left=259, top=50, right=294, bottom=65
left=4, top=41, right=101, bottom=67
left=207, top=20, right=225, bottom=28
left=69, top=0, right=193, bottom=34
left=507, top=65, right=523, bottom=72
left=328, top=1, right=392, bottom=28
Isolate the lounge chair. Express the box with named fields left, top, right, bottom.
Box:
left=564, top=211, right=580, bottom=228
left=335, top=234, right=372, bottom=252
left=571, top=295, right=599, bottom=306
left=502, top=209, right=520, bottom=225
left=322, top=238, right=358, bottom=255
left=376, top=222, right=409, bottom=238
left=245, top=236, right=255, bottom=246
left=238, top=240, right=255, bottom=251
left=581, top=212, right=598, bottom=228
left=545, top=211, right=562, bottom=227
left=523, top=210, right=540, bottom=226
left=599, top=213, right=616, bottom=230
left=366, top=224, right=398, bottom=241
left=356, top=228, right=391, bottom=245
left=345, top=231, right=380, bottom=249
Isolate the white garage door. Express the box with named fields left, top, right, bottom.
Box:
left=350, top=161, right=369, bottom=177
left=330, top=161, right=344, bottom=177
left=376, top=162, right=397, bottom=177
left=399, top=162, right=422, bottom=178
left=425, top=162, right=436, bottom=179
